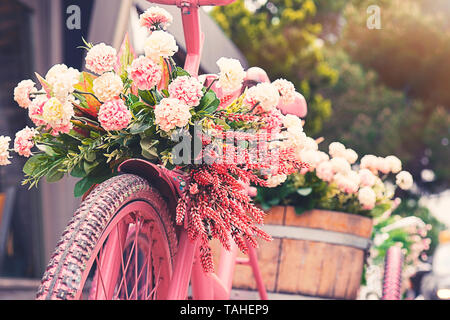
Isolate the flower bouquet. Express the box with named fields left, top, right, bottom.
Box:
left=255, top=140, right=414, bottom=218
left=0, top=6, right=310, bottom=272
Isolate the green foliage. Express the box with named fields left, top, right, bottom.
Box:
left=333, top=0, right=450, bottom=192
left=211, top=0, right=338, bottom=135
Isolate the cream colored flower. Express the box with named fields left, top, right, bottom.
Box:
left=244, top=82, right=280, bottom=112
left=272, top=78, right=296, bottom=104
left=266, top=174, right=287, bottom=188
left=358, top=186, right=376, bottom=210
left=42, top=97, right=74, bottom=133
left=330, top=157, right=351, bottom=174
left=343, top=148, right=358, bottom=164
left=0, top=136, right=11, bottom=166
left=45, top=64, right=80, bottom=102
left=360, top=154, right=379, bottom=173
left=396, top=171, right=413, bottom=190
left=144, top=30, right=178, bottom=61
left=328, top=142, right=346, bottom=158
left=216, top=57, right=246, bottom=94
left=93, top=72, right=124, bottom=102
left=282, top=114, right=303, bottom=131
left=386, top=155, right=402, bottom=174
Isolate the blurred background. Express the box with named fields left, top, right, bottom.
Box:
left=0, top=0, right=448, bottom=299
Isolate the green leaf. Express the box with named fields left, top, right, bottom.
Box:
left=138, top=90, right=156, bottom=106
left=70, top=162, right=86, bottom=178
left=297, top=187, right=313, bottom=196
left=73, top=166, right=114, bottom=198
left=36, top=144, right=57, bottom=157
left=23, top=154, right=47, bottom=176
left=83, top=150, right=96, bottom=162
left=140, top=136, right=159, bottom=160
left=371, top=203, right=392, bottom=217
left=129, top=121, right=153, bottom=135
left=172, top=67, right=190, bottom=79
left=198, top=91, right=220, bottom=113
left=83, top=160, right=98, bottom=175
left=45, top=164, right=65, bottom=183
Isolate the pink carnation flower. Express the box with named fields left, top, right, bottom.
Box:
left=85, top=43, right=117, bottom=75
left=168, top=76, right=204, bottom=107
left=28, top=94, right=49, bottom=126
left=98, top=99, right=132, bottom=131
left=14, top=126, right=37, bottom=158
left=139, top=6, right=173, bottom=30
left=154, top=98, right=191, bottom=132
left=14, top=80, right=36, bottom=109
left=128, top=56, right=162, bottom=90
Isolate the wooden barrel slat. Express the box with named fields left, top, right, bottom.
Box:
left=212, top=207, right=372, bottom=299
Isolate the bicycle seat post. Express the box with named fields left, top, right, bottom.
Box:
left=177, top=0, right=203, bottom=77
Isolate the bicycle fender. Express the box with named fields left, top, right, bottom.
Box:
left=118, top=159, right=187, bottom=213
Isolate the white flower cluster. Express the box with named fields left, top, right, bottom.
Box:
left=0, top=136, right=11, bottom=166
left=216, top=57, right=247, bottom=94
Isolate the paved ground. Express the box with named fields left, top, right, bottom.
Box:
left=0, top=278, right=40, bottom=300
left=0, top=278, right=323, bottom=300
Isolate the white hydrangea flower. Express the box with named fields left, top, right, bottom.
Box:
left=272, top=78, right=296, bottom=104
left=360, top=154, right=379, bottom=173
left=93, top=72, right=124, bottom=102
left=343, top=148, right=358, bottom=164
left=282, top=114, right=303, bottom=131
left=303, top=137, right=318, bottom=151
left=396, top=171, right=413, bottom=190
left=244, top=82, right=280, bottom=112
left=386, top=155, right=402, bottom=174
left=330, top=157, right=351, bottom=174
left=358, top=186, right=377, bottom=210
left=216, top=57, right=246, bottom=94
left=266, top=174, right=287, bottom=188
left=329, top=142, right=346, bottom=158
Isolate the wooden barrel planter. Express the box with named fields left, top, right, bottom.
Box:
left=213, top=206, right=373, bottom=299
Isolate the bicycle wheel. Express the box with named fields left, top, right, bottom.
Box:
left=381, top=246, right=404, bottom=300
left=36, top=174, right=178, bottom=300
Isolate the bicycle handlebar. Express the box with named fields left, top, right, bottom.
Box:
left=149, top=0, right=236, bottom=7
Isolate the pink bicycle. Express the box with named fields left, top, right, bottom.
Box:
left=35, top=0, right=307, bottom=300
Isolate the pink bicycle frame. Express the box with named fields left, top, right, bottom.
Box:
left=142, top=0, right=268, bottom=300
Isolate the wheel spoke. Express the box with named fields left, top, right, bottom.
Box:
left=94, top=246, right=109, bottom=300
left=145, top=228, right=154, bottom=299
left=115, top=227, right=136, bottom=300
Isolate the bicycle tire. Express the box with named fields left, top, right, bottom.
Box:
left=381, top=246, right=404, bottom=300
left=36, top=174, right=178, bottom=300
